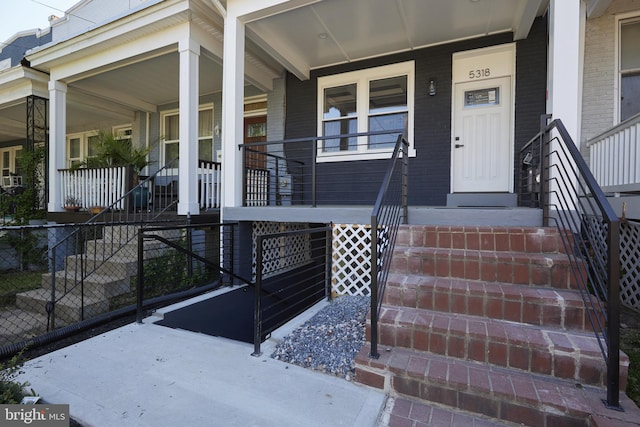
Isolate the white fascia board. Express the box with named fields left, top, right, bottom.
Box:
left=48, top=24, right=187, bottom=83
left=28, top=0, right=188, bottom=70
left=229, top=0, right=321, bottom=23
left=0, top=68, right=49, bottom=104
left=513, top=0, right=545, bottom=40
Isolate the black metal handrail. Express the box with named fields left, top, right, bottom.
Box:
left=369, top=134, right=409, bottom=358
left=47, top=159, right=181, bottom=330
left=238, top=129, right=406, bottom=207
left=519, top=118, right=621, bottom=409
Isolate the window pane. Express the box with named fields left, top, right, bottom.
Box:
left=621, top=21, right=640, bottom=71
left=323, top=119, right=357, bottom=152
left=369, top=76, right=407, bottom=114
left=165, top=142, right=179, bottom=162
left=69, top=138, right=81, bottom=158
left=165, top=115, right=179, bottom=141
left=199, top=109, right=213, bottom=137
left=87, top=135, right=100, bottom=157
left=369, top=113, right=407, bottom=149
left=199, top=138, right=213, bottom=162
left=14, top=149, right=22, bottom=176
left=323, top=84, right=357, bottom=120
left=621, top=72, right=640, bottom=121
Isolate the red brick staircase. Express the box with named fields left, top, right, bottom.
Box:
left=355, top=225, right=640, bottom=427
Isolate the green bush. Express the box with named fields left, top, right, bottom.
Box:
left=0, top=353, right=33, bottom=404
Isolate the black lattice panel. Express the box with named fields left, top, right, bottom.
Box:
left=620, top=221, right=640, bottom=312
left=252, top=222, right=310, bottom=279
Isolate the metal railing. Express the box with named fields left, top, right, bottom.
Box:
left=46, top=159, right=183, bottom=330
left=252, top=225, right=332, bottom=356
left=586, top=112, right=640, bottom=193
left=239, top=130, right=406, bottom=207
left=368, top=134, right=409, bottom=358
left=518, top=118, right=621, bottom=409
left=135, top=222, right=244, bottom=322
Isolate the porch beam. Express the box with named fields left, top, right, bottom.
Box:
left=513, top=0, right=544, bottom=40
left=177, top=38, right=201, bottom=216
left=68, top=84, right=158, bottom=113
left=0, top=117, right=26, bottom=139
left=48, top=81, right=67, bottom=212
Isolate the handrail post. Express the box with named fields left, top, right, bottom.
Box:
left=369, top=215, right=380, bottom=359
left=539, top=114, right=551, bottom=224
left=402, top=137, right=409, bottom=224
left=252, top=235, right=264, bottom=356
left=312, top=139, right=317, bottom=207
left=325, top=225, right=333, bottom=301
left=606, top=219, right=621, bottom=409
left=136, top=228, right=144, bottom=323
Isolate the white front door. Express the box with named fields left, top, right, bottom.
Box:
left=452, top=76, right=512, bottom=193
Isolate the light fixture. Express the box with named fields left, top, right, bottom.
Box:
left=214, top=123, right=221, bottom=137
left=428, top=78, right=436, bottom=96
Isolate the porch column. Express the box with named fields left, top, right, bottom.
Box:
left=48, top=80, right=67, bottom=212
left=221, top=11, right=245, bottom=210
left=547, top=0, right=585, bottom=143
left=177, top=39, right=200, bottom=216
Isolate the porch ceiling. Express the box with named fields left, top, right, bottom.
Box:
left=246, top=0, right=549, bottom=80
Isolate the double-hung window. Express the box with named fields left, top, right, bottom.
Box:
left=620, top=17, right=640, bottom=122
left=162, top=106, right=214, bottom=164
left=317, top=61, right=414, bottom=161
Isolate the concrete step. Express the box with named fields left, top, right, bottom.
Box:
left=396, top=225, right=568, bottom=254
left=40, top=271, right=130, bottom=299
left=62, top=254, right=137, bottom=279
left=0, top=307, right=48, bottom=346
left=356, top=344, right=618, bottom=427
left=371, top=305, right=626, bottom=388
left=84, top=239, right=169, bottom=259
left=383, top=273, right=600, bottom=331
left=101, top=224, right=182, bottom=243
left=16, top=288, right=109, bottom=325
left=389, top=246, right=582, bottom=290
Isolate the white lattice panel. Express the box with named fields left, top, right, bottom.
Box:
left=332, top=224, right=372, bottom=296
left=252, top=222, right=310, bottom=279
left=620, top=221, right=640, bottom=312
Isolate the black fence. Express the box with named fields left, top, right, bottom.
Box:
left=518, top=118, right=621, bottom=409
left=252, top=225, right=332, bottom=356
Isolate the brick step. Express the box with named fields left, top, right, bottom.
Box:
left=356, top=344, right=602, bottom=427
left=15, top=288, right=109, bottom=325
left=371, top=305, right=627, bottom=388
left=41, top=271, right=131, bottom=299
left=381, top=396, right=522, bottom=427
left=62, top=254, right=138, bottom=279
left=390, top=246, right=582, bottom=289
left=384, top=273, right=599, bottom=331
left=396, top=225, right=568, bottom=254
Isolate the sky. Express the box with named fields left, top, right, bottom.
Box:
left=0, top=0, right=80, bottom=43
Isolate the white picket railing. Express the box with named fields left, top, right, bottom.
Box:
left=246, top=168, right=269, bottom=206
left=198, top=161, right=221, bottom=209
left=60, top=166, right=127, bottom=210
left=587, top=113, right=640, bottom=193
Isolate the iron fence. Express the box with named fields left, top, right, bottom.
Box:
left=252, top=225, right=332, bottom=356
left=518, top=118, right=622, bottom=409
left=135, top=222, right=239, bottom=322
left=239, top=130, right=406, bottom=207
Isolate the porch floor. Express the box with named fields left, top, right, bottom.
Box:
left=224, top=206, right=542, bottom=227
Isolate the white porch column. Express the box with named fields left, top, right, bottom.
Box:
left=177, top=39, right=200, bottom=216
left=547, top=0, right=585, bottom=144
left=48, top=80, right=67, bottom=212
left=221, top=11, right=245, bottom=209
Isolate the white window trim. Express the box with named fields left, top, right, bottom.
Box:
left=615, top=12, right=640, bottom=124
left=316, top=61, right=415, bottom=162
left=66, top=125, right=132, bottom=168
left=0, top=146, right=22, bottom=177
left=160, top=104, right=214, bottom=165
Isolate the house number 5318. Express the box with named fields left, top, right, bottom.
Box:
left=469, top=68, right=491, bottom=79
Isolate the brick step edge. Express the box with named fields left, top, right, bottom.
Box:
left=383, top=273, right=599, bottom=331
left=389, top=247, right=582, bottom=289
left=379, top=395, right=522, bottom=427
left=396, top=225, right=568, bottom=254
left=355, top=344, right=600, bottom=427
left=371, top=305, right=628, bottom=388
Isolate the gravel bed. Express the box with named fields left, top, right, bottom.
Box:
left=270, top=295, right=370, bottom=380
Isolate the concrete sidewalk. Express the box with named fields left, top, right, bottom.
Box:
left=17, top=300, right=386, bottom=426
